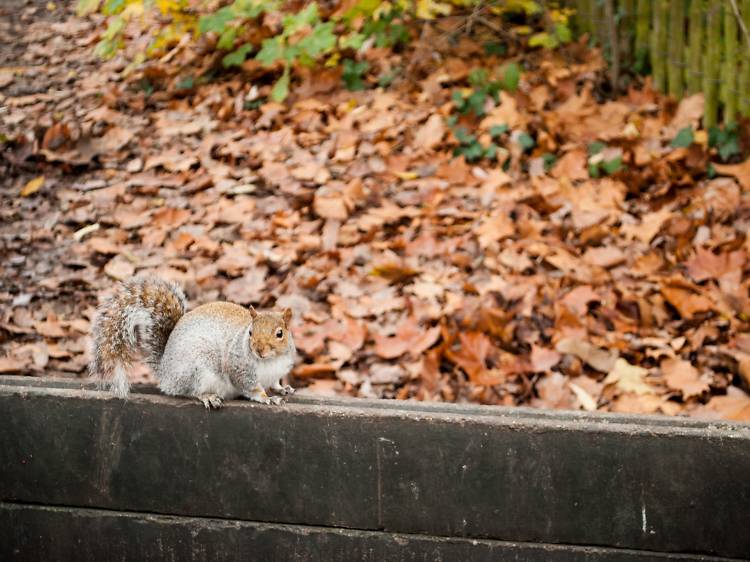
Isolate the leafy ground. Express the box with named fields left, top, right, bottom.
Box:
left=2, top=1, right=750, bottom=421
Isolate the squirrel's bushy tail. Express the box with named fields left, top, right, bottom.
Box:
left=89, top=276, right=187, bottom=398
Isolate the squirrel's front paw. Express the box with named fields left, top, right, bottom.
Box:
left=279, top=384, right=295, bottom=396
left=198, top=394, right=223, bottom=410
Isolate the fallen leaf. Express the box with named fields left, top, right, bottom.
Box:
left=661, top=285, right=714, bottom=319
left=20, top=176, right=45, bottom=197
left=413, top=114, right=446, bottom=150
left=104, top=256, right=136, bottom=281
left=374, top=317, right=440, bottom=359
left=556, top=338, right=618, bottom=372
left=604, top=358, right=656, bottom=395
left=660, top=357, right=709, bottom=399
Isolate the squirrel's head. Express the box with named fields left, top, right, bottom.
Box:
left=248, top=306, right=293, bottom=359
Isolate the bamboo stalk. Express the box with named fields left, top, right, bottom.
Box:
left=635, top=0, right=651, bottom=71
left=604, top=0, right=620, bottom=91
left=620, top=0, right=635, bottom=64
left=668, top=0, right=685, bottom=97
left=651, top=1, right=669, bottom=92
left=593, top=0, right=608, bottom=48
left=576, top=0, right=592, bottom=36
left=704, top=3, right=723, bottom=128
left=687, top=0, right=704, bottom=94
left=724, top=0, right=739, bottom=123
left=740, top=0, right=750, bottom=115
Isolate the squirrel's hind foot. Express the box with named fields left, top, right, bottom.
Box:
left=198, top=394, right=224, bottom=410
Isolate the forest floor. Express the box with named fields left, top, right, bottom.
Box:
left=2, top=0, right=750, bottom=420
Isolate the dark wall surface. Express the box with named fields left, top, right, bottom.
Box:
left=1, top=376, right=748, bottom=561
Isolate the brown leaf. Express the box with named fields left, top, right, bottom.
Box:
left=603, top=359, right=656, bottom=395
left=413, top=114, right=446, bottom=150
left=685, top=247, right=746, bottom=283
left=294, top=363, right=337, bottom=378
left=0, top=357, right=27, bottom=373
left=660, top=357, right=709, bottom=399
left=446, top=332, right=493, bottom=382
left=661, top=286, right=714, bottom=319
left=713, top=159, right=750, bottom=190
left=556, top=338, right=618, bottom=372
left=374, top=317, right=440, bottom=359
left=529, top=345, right=561, bottom=372
left=104, top=256, right=136, bottom=281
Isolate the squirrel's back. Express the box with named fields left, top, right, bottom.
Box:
left=90, top=276, right=187, bottom=397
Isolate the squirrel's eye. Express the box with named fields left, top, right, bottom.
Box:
left=275, top=328, right=283, bottom=339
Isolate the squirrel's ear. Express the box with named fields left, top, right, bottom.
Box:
left=282, top=307, right=293, bottom=325
left=248, top=305, right=258, bottom=319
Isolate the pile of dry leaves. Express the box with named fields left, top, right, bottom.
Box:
left=2, top=1, right=750, bottom=421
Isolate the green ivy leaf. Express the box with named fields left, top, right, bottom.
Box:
left=489, top=124, right=509, bottom=138
left=518, top=132, right=535, bottom=151
left=222, top=43, right=253, bottom=67
left=270, top=66, right=290, bottom=102
left=342, top=59, right=369, bottom=91
left=283, top=2, right=319, bottom=36
left=670, top=126, right=694, bottom=148
left=500, top=62, right=520, bottom=92
left=297, top=21, right=336, bottom=59
left=256, top=36, right=285, bottom=66
left=217, top=27, right=237, bottom=50
left=199, top=7, right=236, bottom=35
left=601, top=156, right=623, bottom=175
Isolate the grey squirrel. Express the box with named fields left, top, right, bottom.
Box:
left=89, top=276, right=296, bottom=408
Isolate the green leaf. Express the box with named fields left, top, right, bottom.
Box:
left=453, top=127, right=475, bottom=145
left=342, top=59, right=369, bottom=91
left=222, top=43, right=253, bottom=67
left=588, top=141, right=605, bottom=155
left=233, top=0, right=272, bottom=19
left=297, top=21, right=336, bottom=58
left=529, top=32, right=558, bottom=49
left=718, top=137, right=740, bottom=161
left=102, top=0, right=125, bottom=15
left=340, top=31, right=366, bottom=50
left=500, top=62, right=520, bottom=92
left=256, top=36, right=285, bottom=66
left=283, top=2, right=319, bottom=36
left=483, top=42, right=507, bottom=56
left=489, top=124, right=509, bottom=138
left=670, top=126, right=694, bottom=148
left=555, top=23, right=572, bottom=44
left=217, top=27, right=237, bottom=50
left=601, top=156, right=623, bottom=175
left=76, top=0, right=100, bottom=16
left=199, top=7, right=236, bottom=35
left=270, top=66, right=290, bottom=102
left=175, top=76, right=194, bottom=90
left=518, top=132, right=535, bottom=151
left=542, top=152, right=557, bottom=171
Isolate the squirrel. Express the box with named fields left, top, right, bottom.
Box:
left=89, top=276, right=296, bottom=409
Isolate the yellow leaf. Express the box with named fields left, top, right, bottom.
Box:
left=395, top=171, right=419, bottom=180
left=416, top=0, right=452, bottom=19
left=21, top=176, right=45, bottom=197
